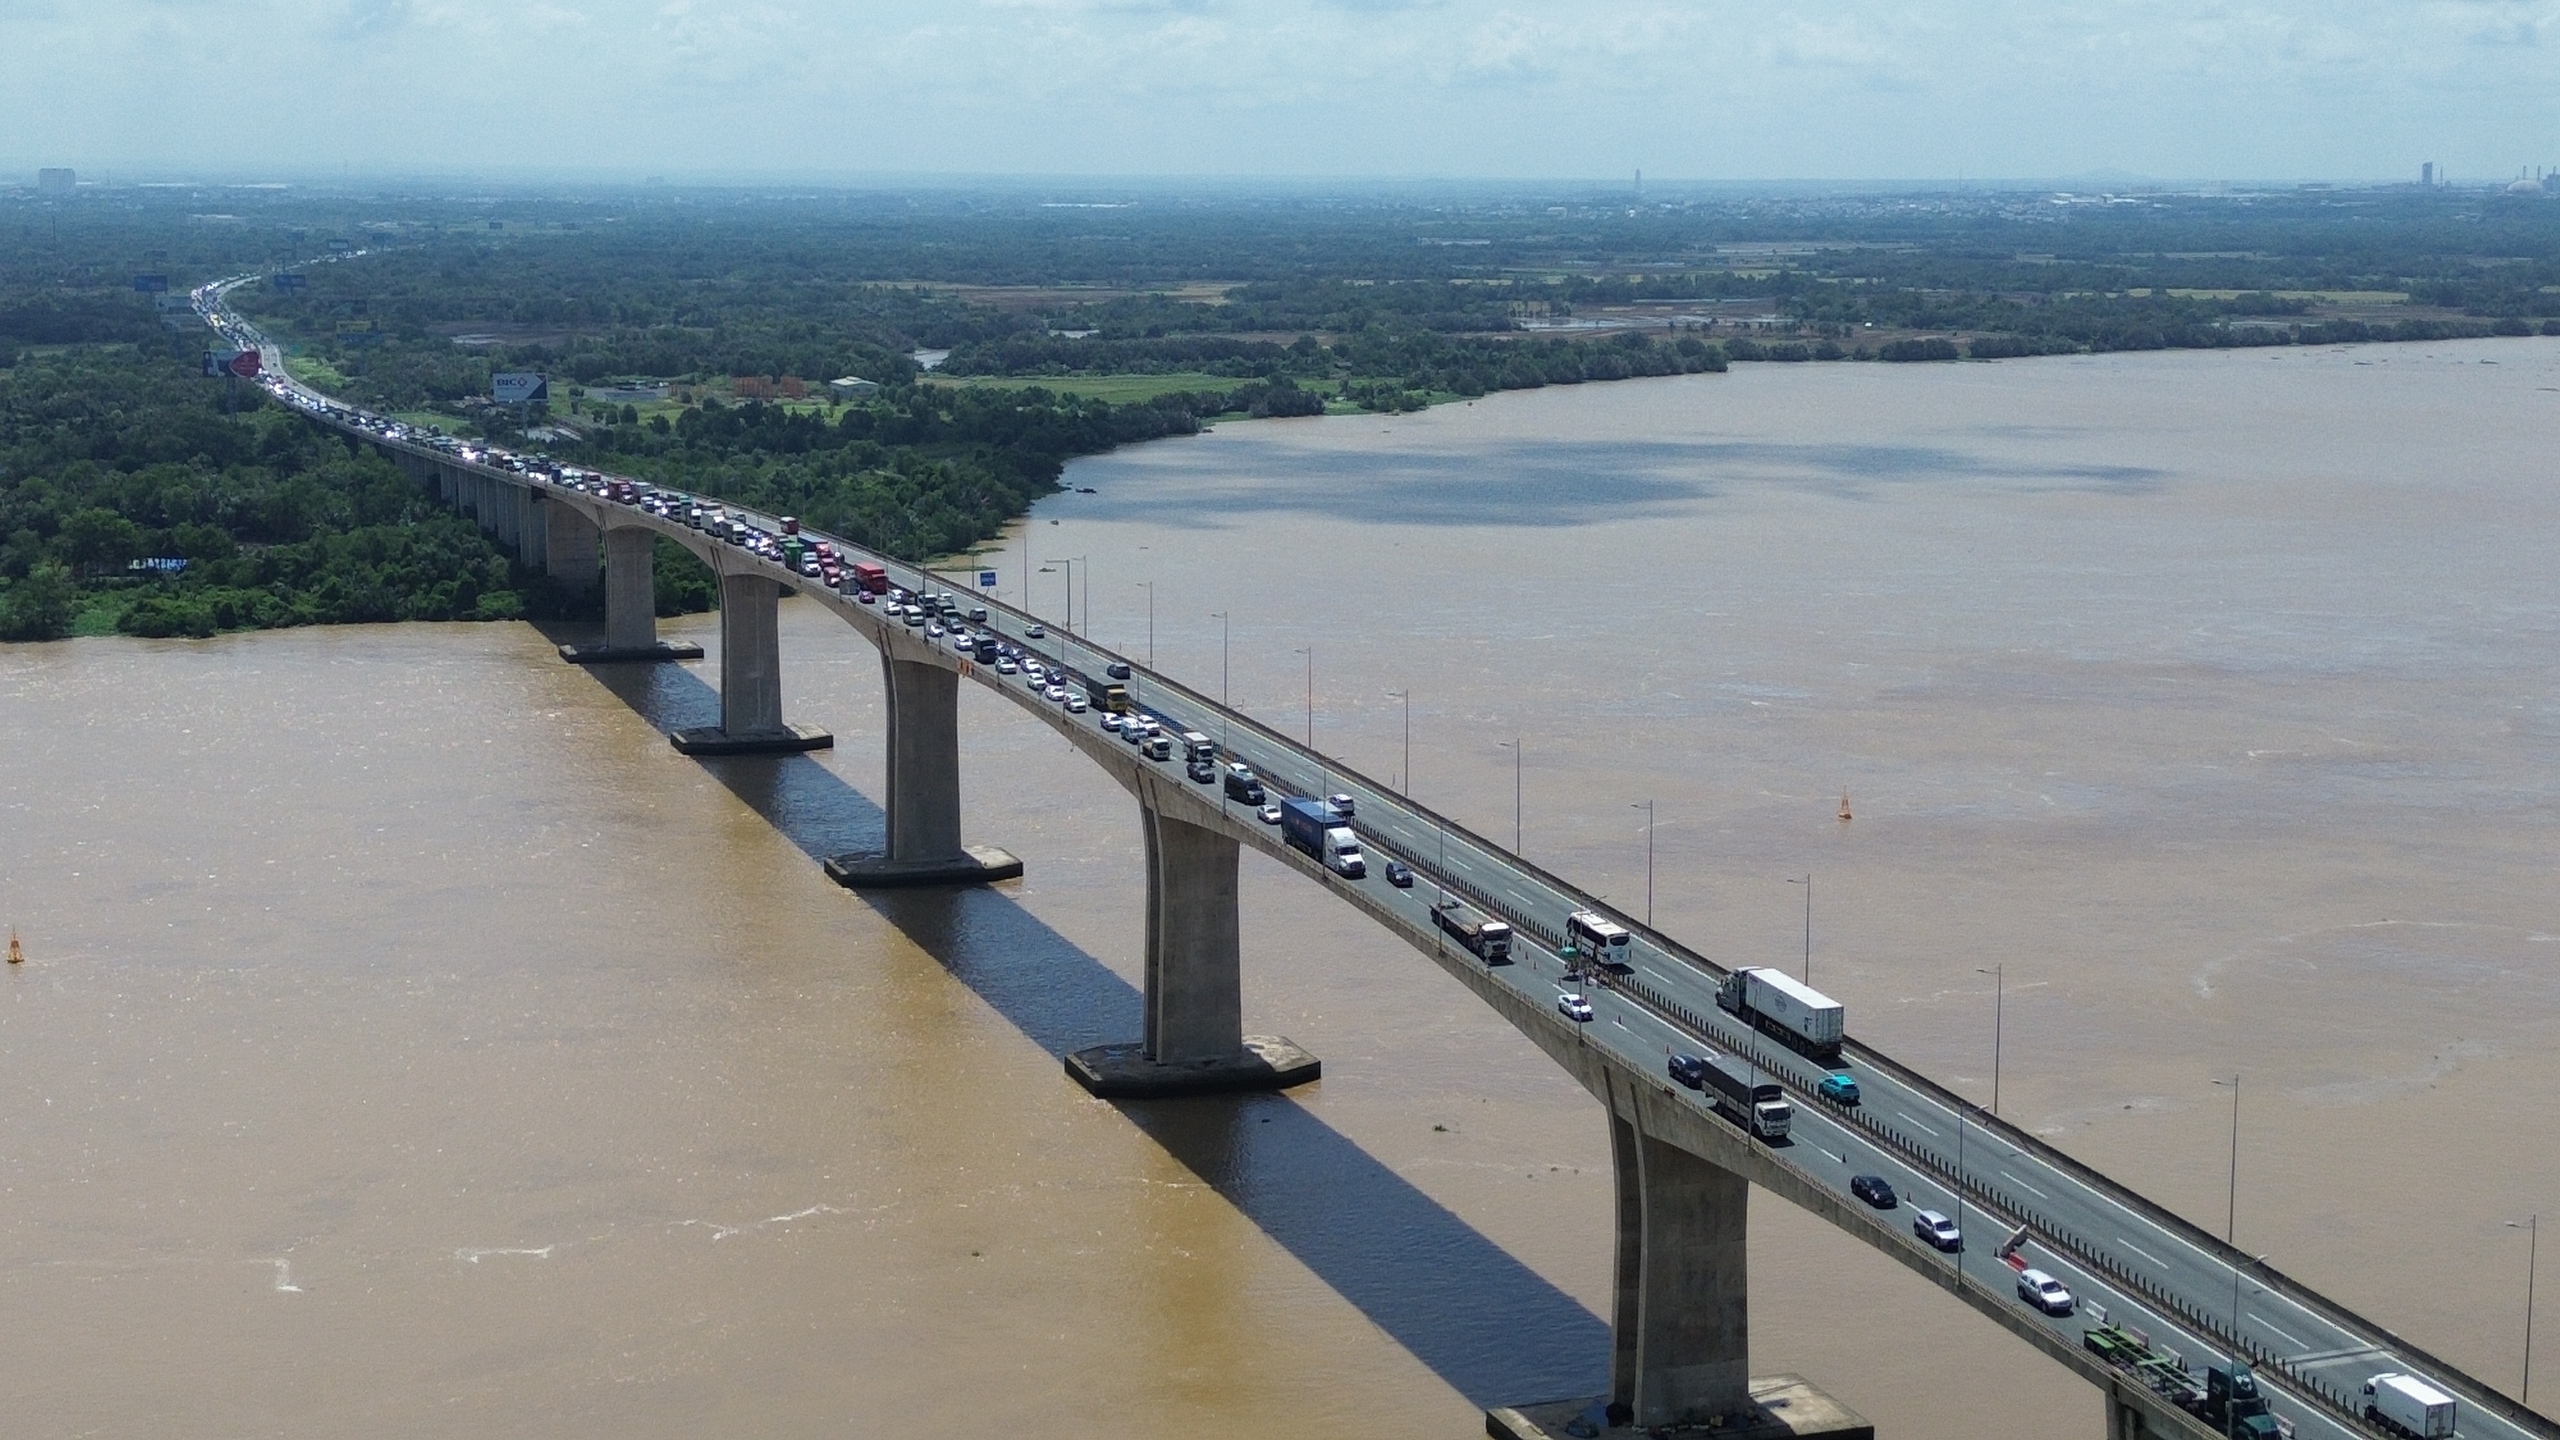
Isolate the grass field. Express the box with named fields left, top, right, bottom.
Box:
left=923, top=372, right=1248, bottom=403
left=282, top=352, right=351, bottom=390
left=389, top=410, right=462, bottom=434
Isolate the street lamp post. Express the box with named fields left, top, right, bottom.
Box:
left=1786, top=875, right=1812, bottom=985
left=1633, top=801, right=1655, bottom=927
left=1977, top=965, right=2004, bottom=1117
left=1497, top=738, right=1522, bottom=852
left=1137, top=580, right=1154, bottom=667
left=1294, top=646, right=1313, bottom=748
left=1039, top=557, right=1075, bottom=634
left=1388, top=689, right=1411, bottom=796
left=2510, top=1215, right=2540, bottom=1404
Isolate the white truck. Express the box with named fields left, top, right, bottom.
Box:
left=1716, top=966, right=1846, bottom=1063
left=2363, top=1373, right=2457, bottom=1440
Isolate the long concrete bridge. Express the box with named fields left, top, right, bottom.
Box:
left=197, top=270, right=2554, bottom=1440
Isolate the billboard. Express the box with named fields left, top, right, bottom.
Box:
left=272, top=272, right=307, bottom=292
left=202, top=348, right=262, bottom=379
left=133, top=273, right=168, bottom=293
left=492, top=372, right=549, bottom=404
left=977, top=570, right=998, bottom=589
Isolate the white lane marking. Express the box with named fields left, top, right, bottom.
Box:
left=2249, top=1314, right=2309, bottom=1350
left=2117, top=1238, right=2168, bottom=1269
left=1897, top=1112, right=1942, bottom=1138
left=2002, top=1171, right=2051, bottom=1200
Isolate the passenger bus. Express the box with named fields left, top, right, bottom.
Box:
left=1565, top=910, right=1633, bottom=973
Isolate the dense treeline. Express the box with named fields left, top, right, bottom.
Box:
left=0, top=343, right=585, bottom=640
left=8, top=181, right=2560, bottom=642
left=542, top=384, right=1223, bottom=560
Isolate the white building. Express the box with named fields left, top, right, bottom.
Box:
left=828, top=376, right=880, bottom=400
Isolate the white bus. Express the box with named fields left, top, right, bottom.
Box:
left=1566, top=910, right=1632, bottom=971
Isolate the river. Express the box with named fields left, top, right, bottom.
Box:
left=4, top=340, right=2556, bottom=1438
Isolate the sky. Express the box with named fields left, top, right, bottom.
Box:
left=7, top=0, right=2560, bottom=183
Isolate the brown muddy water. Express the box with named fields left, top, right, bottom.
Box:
left=4, top=340, right=2557, bottom=1438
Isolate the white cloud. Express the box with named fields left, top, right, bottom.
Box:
left=3, top=0, right=2557, bottom=178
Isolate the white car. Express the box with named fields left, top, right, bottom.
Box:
left=2016, top=1269, right=2074, bottom=1316
left=1912, top=1209, right=1962, bottom=1252
left=1100, top=713, right=1124, bottom=732
left=1257, top=803, right=1283, bottom=824
left=1025, top=624, right=1046, bottom=638
left=1044, top=685, right=1068, bottom=703
left=996, top=658, right=1018, bottom=675
left=1064, top=694, right=1089, bottom=714
left=1556, top=992, right=1595, bottom=1023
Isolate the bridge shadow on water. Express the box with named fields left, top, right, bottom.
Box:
left=563, top=641, right=1609, bottom=1406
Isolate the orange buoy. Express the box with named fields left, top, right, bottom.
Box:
left=1838, top=789, right=1853, bottom=822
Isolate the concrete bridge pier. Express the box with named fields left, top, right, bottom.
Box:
left=1486, top=1112, right=1870, bottom=1440
left=513, top=487, right=544, bottom=569
left=669, top=571, right=829, bottom=755
left=1610, top=1115, right=1751, bottom=1425
left=1062, top=799, right=1317, bottom=1098
left=823, top=654, right=1021, bottom=887
left=543, top=501, right=600, bottom=596
left=558, top=522, right=702, bottom=665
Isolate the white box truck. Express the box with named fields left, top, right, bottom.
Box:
left=2363, top=1373, right=2456, bottom=1440
left=1716, top=966, right=1846, bottom=1063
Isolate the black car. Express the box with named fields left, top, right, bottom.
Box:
left=1186, top=758, right=1217, bottom=784
left=1105, top=661, right=1132, bottom=680
left=1667, top=1053, right=1709, bottom=1089
left=1849, top=1174, right=1898, bottom=1209
left=1382, top=860, right=1412, bottom=889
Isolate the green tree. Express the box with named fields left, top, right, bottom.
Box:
left=0, top=562, right=78, bottom=640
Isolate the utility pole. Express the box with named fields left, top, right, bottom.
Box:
left=1138, top=581, right=1154, bottom=668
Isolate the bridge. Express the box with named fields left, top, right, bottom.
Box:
left=197, top=269, right=2552, bottom=1440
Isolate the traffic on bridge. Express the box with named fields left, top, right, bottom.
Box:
left=193, top=264, right=2546, bottom=1440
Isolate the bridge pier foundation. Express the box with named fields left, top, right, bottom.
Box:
left=560, top=524, right=702, bottom=665
left=823, top=655, right=1019, bottom=887
left=1063, top=801, right=1316, bottom=1098
left=670, top=571, right=829, bottom=754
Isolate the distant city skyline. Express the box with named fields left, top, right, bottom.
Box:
left=5, top=1, right=2556, bottom=183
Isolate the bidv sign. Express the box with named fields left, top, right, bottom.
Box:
left=492, top=372, right=549, bottom=404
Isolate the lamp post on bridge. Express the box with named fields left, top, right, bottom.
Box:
left=1977, top=964, right=2003, bottom=1117
left=1211, top=610, right=1231, bottom=764
left=1300, top=640, right=1320, bottom=743
left=1497, top=738, right=1522, bottom=853
left=1136, top=580, right=1154, bottom=668
left=1039, top=557, right=1079, bottom=636
left=1387, top=689, right=1411, bottom=797
left=1633, top=801, right=1655, bottom=928
left=2510, top=1214, right=2539, bottom=1404
left=1786, top=874, right=1811, bottom=985
left=2211, top=1073, right=2257, bottom=1388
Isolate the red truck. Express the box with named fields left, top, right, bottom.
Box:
left=848, top=561, right=889, bottom=594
